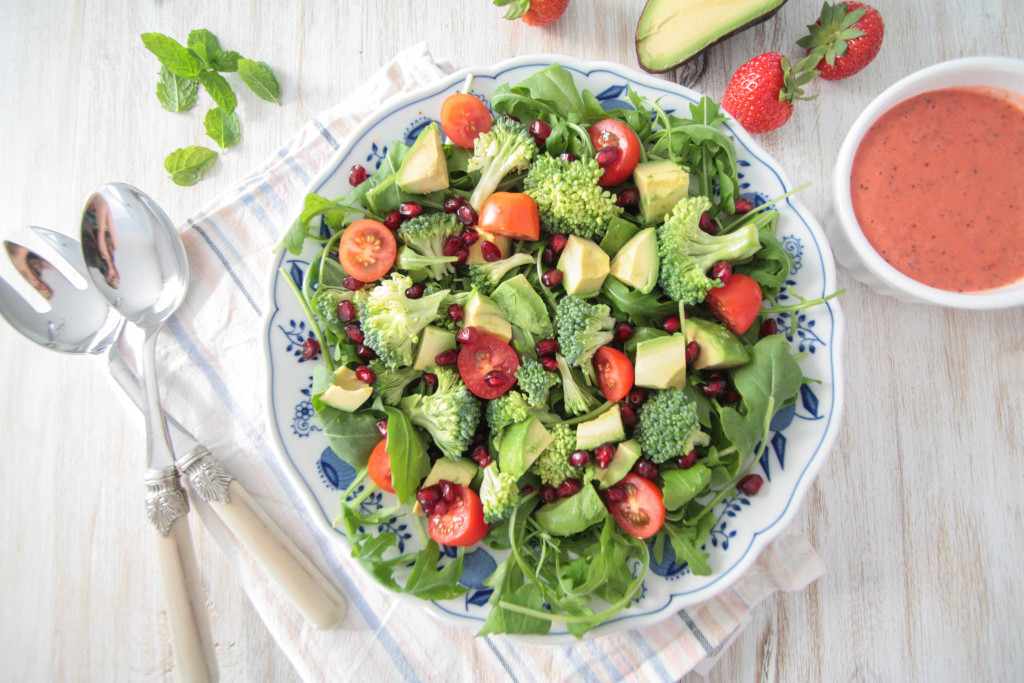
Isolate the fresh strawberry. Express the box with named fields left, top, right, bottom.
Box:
left=721, top=52, right=819, bottom=134
left=798, top=2, right=885, bottom=81
left=493, top=0, right=570, bottom=27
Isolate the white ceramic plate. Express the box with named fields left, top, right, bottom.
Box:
left=262, top=54, right=845, bottom=642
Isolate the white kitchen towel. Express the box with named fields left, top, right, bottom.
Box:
left=156, top=42, right=826, bottom=682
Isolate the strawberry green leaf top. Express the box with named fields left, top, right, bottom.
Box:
left=797, top=1, right=885, bottom=81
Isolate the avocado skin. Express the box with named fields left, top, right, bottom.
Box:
left=635, top=0, right=789, bottom=74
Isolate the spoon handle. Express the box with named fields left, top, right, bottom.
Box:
left=145, top=467, right=219, bottom=683
left=179, top=449, right=347, bottom=630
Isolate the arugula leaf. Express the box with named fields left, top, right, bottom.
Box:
left=186, top=29, right=221, bottom=65
left=203, top=107, right=240, bottom=150
left=237, top=58, right=281, bottom=104
left=198, top=69, right=237, bottom=114
left=141, top=33, right=202, bottom=79
left=515, top=64, right=585, bottom=118
left=403, top=542, right=468, bottom=600
left=661, top=465, right=712, bottom=510
left=382, top=407, right=430, bottom=504
left=164, top=145, right=217, bottom=186
left=599, top=278, right=677, bottom=327
left=156, top=66, right=198, bottom=112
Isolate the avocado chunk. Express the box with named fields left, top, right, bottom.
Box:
left=556, top=234, right=610, bottom=298
left=499, top=416, right=554, bottom=480
left=319, top=366, right=373, bottom=412
left=593, top=439, right=643, bottom=489
left=412, top=325, right=457, bottom=370
left=609, top=227, right=659, bottom=294
left=660, top=464, right=712, bottom=510
left=463, top=290, right=512, bottom=343
left=636, top=0, right=790, bottom=73
left=396, top=123, right=449, bottom=194
left=412, top=458, right=479, bottom=514
left=685, top=317, right=750, bottom=370
left=491, top=273, right=554, bottom=338
left=576, top=404, right=626, bottom=451
left=633, top=333, right=688, bottom=389
left=633, top=159, right=690, bottom=225
left=599, top=216, right=640, bottom=256
left=466, top=231, right=510, bottom=264
left=534, top=484, right=608, bottom=536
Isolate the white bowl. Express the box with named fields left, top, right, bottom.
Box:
left=824, top=56, right=1024, bottom=308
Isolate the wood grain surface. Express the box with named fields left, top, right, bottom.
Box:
left=1, top=1, right=1021, bottom=681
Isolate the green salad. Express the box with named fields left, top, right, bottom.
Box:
left=279, top=64, right=833, bottom=637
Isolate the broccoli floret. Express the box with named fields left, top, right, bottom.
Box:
left=554, top=295, right=615, bottom=382
left=399, top=367, right=480, bottom=460
left=479, top=462, right=521, bottom=524
left=515, top=358, right=559, bottom=408
left=486, top=390, right=535, bottom=435
left=467, top=117, right=536, bottom=210
left=555, top=353, right=598, bottom=416
left=314, top=287, right=369, bottom=331
left=657, top=195, right=762, bottom=305
left=369, top=360, right=422, bottom=405
left=523, top=154, right=622, bottom=240
left=360, top=273, right=449, bottom=369
left=397, top=213, right=464, bottom=280
left=395, top=246, right=458, bottom=278
left=636, top=389, right=707, bottom=464
left=467, top=252, right=535, bottom=295
left=530, top=423, right=581, bottom=486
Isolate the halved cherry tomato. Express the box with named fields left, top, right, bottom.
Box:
left=367, top=439, right=395, bottom=494
left=338, top=219, right=396, bottom=283
left=440, top=93, right=493, bottom=148
left=588, top=119, right=642, bottom=186
left=456, top=334, right=520, bottom=399
left=705, top=273, right=763, bottom=334
left=478, top=192, right=540, bottom=241
left=607, top=473, right=665, bottom=539
left=428, top=483, right=489, bottom=546
left=593, top=346, right=634, bottom=402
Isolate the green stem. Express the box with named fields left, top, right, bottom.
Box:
left=562, top=401, right=615, bottom=426
left=279, top=266, right=336, bottom=372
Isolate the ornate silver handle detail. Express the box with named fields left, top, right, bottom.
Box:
left=179, top=447, right=234, bottom=504
left=145, top=466, right=190, bottom=537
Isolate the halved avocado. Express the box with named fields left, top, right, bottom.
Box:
left=636, top=0, right=789, bottom=73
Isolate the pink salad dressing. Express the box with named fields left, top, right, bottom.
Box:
left=850, top=86, right=1024, bottom=292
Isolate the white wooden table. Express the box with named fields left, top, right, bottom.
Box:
left=1, top=1, right=1022, bottom=680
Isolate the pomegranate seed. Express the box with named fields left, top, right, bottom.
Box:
left=627, top=388, right=646, bottom=406
left=439, top=479, right=457, bottom=503
left=461, top=229, right=480, bottom=247
left=738, top=474, right=764, bottom=496
left=662, top=315, right=681, bottom=334
left=677, top=450, right=698, bottom=469
left=356, top=343, right=377, bottom=361
left=604, top=487, right=626, bottom=502
left=428, top=445, right=444, bottom=461
left=348, top=164, right=367, bottom=186
left=432, top=499, right=449, bottom=516
left=384, top=210, right=403, bottom=230
left=471, top=444, right=492, bottom=467
left=448, top=303, right=464, bottom=322
left=721, top=387, right=741, bottom=404
left=711, top=260, right=733, bottom=283
left=416, top=485, right=440, bottom=510
left=480, top=240, right=502, bottom=262
left=535, top=338, right=559, bottom=356
left=760, top=318, right=778, bottom=338
left=685, top=341, right=701, bottom=365
left=620, top=403, right=638, bottom=427
left=698, top=210, right=717, bottom=235
left=504, top=114, right=521, bottom=123
left=521, top=485, right=535, bottom=496
left=300, top=337, right=320, bottom=360
left=423, top=372, right=438, bottom=390
left=701, top=377, right=728, bottom=400
left=456, top=326, right=479, bottom=344
left=456, top=204, right=478, bottom=226
left=633, top=458, right=658, bottom=480
left=540, top=355, right=559, bottom=372
left=595, top=146, right=621, bottom=168
left=399, top=202, right=423, bottom=218
left=595, top=443, right=615, bottom=466
left=569, top=450, right=591, bottom=467
left=376, top=420, right=388, bottom=437
left=539, top=484, right=558, bottom=503
left=558, top=152, right=576, bottom=162
left=557, top=478, right=582, bottom=498
left=734, top=197, right=755, bottom=214
left=613, top=321, right=635, bottom=343
left=454, top=249, right=469, bottom=266
left=529, top=119, right=552, bottom=147
left=443, top=195, right=465, bottom=213
left=405, top=283, right=425, bottom=299
left=616, top=187, right=640, bottom=208
left=337, top=300, right=356, bottom=322
left=542, top=247, right=558, bottom=267
left=484, top=370, right=508, bottom=387
left=541, top=268, right=563, bottom=287
left=342, top=276, right=365, bottom=291
left=355, top=365, right=376, bottom=384
left=442, top=234, right=463, bottom=257
left=550, top=233, right=568, bottom=254
left=435, top=349, right=458, bottom=366
left=344, top=325, right=365, bottom=344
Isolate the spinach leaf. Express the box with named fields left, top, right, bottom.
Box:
left=382, top=407, right=430, bottom=504
left=312, top=396, right=381, bottom=470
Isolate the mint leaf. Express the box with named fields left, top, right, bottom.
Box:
left=237, top=58, right=280, bottom=104
left=156, top=66, right=198, bottom=112
left=164, top=146, right=217, bottom=186
left=186, top=29, right=221, bottom=65
left=141, top=33, right=202, bottom=79
left=203, top=108, right=240, bottom=150
left=198, top=69, right=237, bottom=114
left=211, top=50, right=240, bottom=72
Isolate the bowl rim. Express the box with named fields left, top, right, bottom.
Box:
left=830, top=55, right=1024, bottom=309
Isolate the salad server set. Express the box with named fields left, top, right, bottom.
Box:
left=0, top=183, right=345, bottom=682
